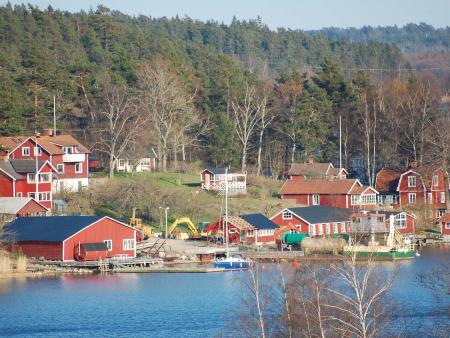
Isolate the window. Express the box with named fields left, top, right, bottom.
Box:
left=57, top=164, right=64, bottom=174
left=247, top=230, right=254, bottom=237
left=395, top=213, right=406, bottom=228
left=326, top=224, right=330, bottom=234
left=38, top=192, right=51, bottom=201
left=440, top=192, right=446, bottom=203
left=22, top=147, right=30, bottom=156
left=432, top=175, right=439, bottom=186
left=351, top=195, right=360, bottom=205
left=75, top=162, right=83, bottom=173
left=318, top=224, right=323, bottom=235
left=333, top=223, right=338, bottom=233
left=38, top=173, right=51, bottom=183
left=427, top=193, right=433, bottom=204
left=16, top=192, right=22, bottom=197
left=361, top=194, right=377, bottom=205
left=28, top=192, right=36, bottom=199
left=34, top=147, right=42, bottom=156
left=123, top=239, right=135, bottom=250
left=445, top=223, right=450, bottom=230
left=312, top=194, right=320, bottom=205
left=27, top=173, right=36, bottom=183
left=282, top=211, right=292, bottom=220
left=104, top=240, right=112, bottom=251
left=63, top=146, right=73, bottom=154
left=438, top=210, right=446, bottom=218
left=408, top=193, right=416, bottom=204
left=408, top=176, right=416, bottom=187
left=309, top=225, right=315, bottom=236
left=118, top=159, right=126, bottom=167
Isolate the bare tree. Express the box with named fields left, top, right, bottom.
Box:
left=256, top=87, right=274, bottom=176
left=232, top=83, right=261, bottom=172
left=138, top=59, right=200, bottom=172
left=94, top=85, right=142, bottom=178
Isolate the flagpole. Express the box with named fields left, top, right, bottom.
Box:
left=35, top=139, right=39, bottom=202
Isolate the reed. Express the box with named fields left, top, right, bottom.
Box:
left=0, top=250, right=12, bottom=274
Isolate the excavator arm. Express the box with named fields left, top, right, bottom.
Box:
left=168, top=217, right=199, bottom=235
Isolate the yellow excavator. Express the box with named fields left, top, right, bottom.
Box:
left=168, top=217, right=207, bottom=240
left=129, top=208, right=153, bottom=238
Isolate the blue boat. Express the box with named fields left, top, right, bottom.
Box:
left=213, top=254, right=251, bottom=270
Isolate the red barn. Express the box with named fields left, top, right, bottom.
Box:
left=0, top=197, right=48, bottom=223
left=439, top=213, right=450, bottom=237
left=280, top=178, right=378, bottom=210
left=271, top=206, right=352, bottom=237
left=4, top=216, right=137, bottom=261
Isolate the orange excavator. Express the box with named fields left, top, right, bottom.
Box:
left=275, top=224, right=300, bottom=239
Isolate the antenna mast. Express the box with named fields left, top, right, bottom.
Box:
left=53, top=95, right=56, bottom=135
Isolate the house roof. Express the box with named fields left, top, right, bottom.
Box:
left=375, top=168, right=403, bottom=193
left=240, top=213, right=278, bottom=229
left=281, top=179, right=360, bottom=195
left=350, top=185, right=378, bottom=195
left=3, top=216, right=102, bottom=242
left=9, top=159, right=46, bottom=173
left=0, top=197, right=47, bottom=214
left=288, top=162, right=332, bottom=177
left=225, top=216, right=252, bottom=230
left=0, top=134, right=89, bottom=155
left=0, top=161, right=23, bottom=179
left=286, top=206, right=352, bottom=224
left=410, top=165, right=444, bottom=187
left=202, top=168, right=237, bottom=175
left=439, top=213, right=450, bottom=223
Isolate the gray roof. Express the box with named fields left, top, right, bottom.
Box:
left=204, top=168, right=236, bottom=175
left=10, top=159, right=46, bottom=173
left=0, top=197, right=42, bottom=214
left=288, top=206, right=352, bottom=224
left=0, top=161, right=23, bottom=179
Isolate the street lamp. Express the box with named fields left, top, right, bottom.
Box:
left=159, top=206, right=170, bottom=239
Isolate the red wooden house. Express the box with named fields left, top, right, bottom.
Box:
left=0, top=159, right=57, bottom=209
left=280, top=178, right=379, bottom=209
left=350, top=211, right=416, bottom=235
left=0, top=129, right=90, bottom=193
left=438, top=213, right=450, bottom=236
left=376, top=163, right=448, bottom=218
left=206, top=213, right=278, bottom=245
left=0, top=197, right=48, bottom=224
left=288, top=159, right=348, bottom=181
left=271, top=206, right=352, bottom=237
left=4, top=216, right=138, bottom=261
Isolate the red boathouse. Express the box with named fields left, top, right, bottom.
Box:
left=4, top=216, right=138, bottom=261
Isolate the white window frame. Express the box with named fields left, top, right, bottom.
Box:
left=38, top=173, right=51, bottom=183
left=312, top=194, right=320, bottom=205
left=408, top=193, right=416, bottom=204
left=57, top=164, right=64, bottom=174
left=395, top=213, right=407, bottom=228
left=63, top=146, right=73, bottom=154
left=75, top=162, right=83, bottom=173
left=445, top=222, right=450, bottom=230
left=440, top=192, right=446, bottom=203
left=282, top=211, right=292, bottom=220
left=38, top=192, right=51, bottom=201
left=351, top=195, right=360, bottom=205
left=318, top=224, right=323, bottom=235
left=28, top=192, right=36, bottom=199
left=104, top=240, right=113, bottom=251
left=123, top=239, right=135, bottom=250
left=247, top=230, right=254, bottom=237
left=333, top=223, right=338, bottom=234
left=408, top=176, right=416, bottom=188
left=427, top=192, right=433, bottom=204
left=438, top=210, right=446, bottom=218
left=432, top=175, right=439, bottom=187
left=34, top=146, right=42, bottom=156
left=22, top=147, right=30, bottom=156
left=27, top=173, right=36, bottom=183
left=309, top=224, right=315, bottom=236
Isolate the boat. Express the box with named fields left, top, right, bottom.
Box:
left=213, top=168, right=250, bottom=271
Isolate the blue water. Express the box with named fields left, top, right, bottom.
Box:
left=0, top=247, right=448, bottom=337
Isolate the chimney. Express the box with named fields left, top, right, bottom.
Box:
left=307, top=157, right=314, bottom=164
left=410, top=161, right=418, bottom=169
left=43, top=128, right=53, bottom=137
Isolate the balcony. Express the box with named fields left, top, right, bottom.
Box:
left=63, top=153, right=85, bottom=162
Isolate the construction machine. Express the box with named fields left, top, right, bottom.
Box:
left=168, top=217, right=208, bottom=240
left=130, top=208, right=153, bottom=239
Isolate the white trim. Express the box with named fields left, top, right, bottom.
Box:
left=75, top=162, right=83, bottom=173
left=346, top=179, right=363, bottom=194
left=0, top=167, right=17, bottom=181
left=57, top=163, right=65, bottom=174
left=122, top=238, right=135, bottom=250
left=104, top=239, right=113, bottom=251
left=396, top=169, right=426, bottom=192
left=22, top=146, right=30, bottom=156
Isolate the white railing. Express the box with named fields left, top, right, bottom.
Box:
left=63, top=153, right=85, bottom=162
left=202, top=181, right=246, bottom=191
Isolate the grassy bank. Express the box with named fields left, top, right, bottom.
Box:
left=63, top=172, right=297, bottom=230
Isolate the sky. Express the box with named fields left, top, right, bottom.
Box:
left=1, top=0, right=449, bottom=30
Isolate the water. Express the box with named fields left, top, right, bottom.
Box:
left=0, top=247, right=448, bottom=337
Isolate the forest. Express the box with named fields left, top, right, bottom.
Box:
left=0, top=4, right=449, bottom=183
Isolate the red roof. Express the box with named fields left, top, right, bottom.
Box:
left=439, top=213, right=450, bottom=223
left=288, top=162, right=332, bottom=177
left=281, top=179, right=361, bottom=195
left=375, top=168, right=403, bottom=193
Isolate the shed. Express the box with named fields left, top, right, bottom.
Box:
left=0, top=197, right=48, bottom=223
left=3, top=216, right=137, bottom=261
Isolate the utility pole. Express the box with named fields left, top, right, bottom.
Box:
left=339, top=115, right=342, bottom=170
left=160, top=206, right=170, bottom=239
left=53, top=95, right=56, bottom=135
